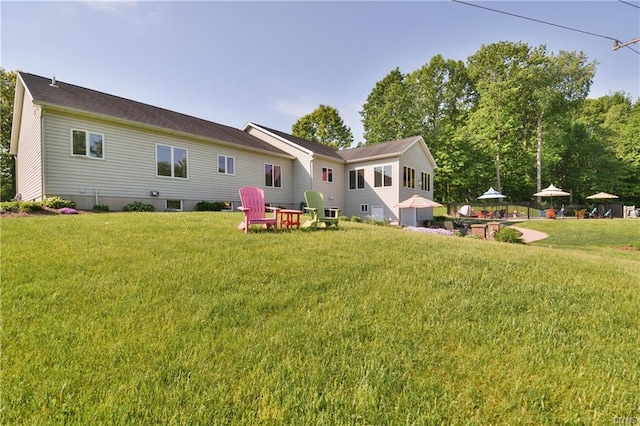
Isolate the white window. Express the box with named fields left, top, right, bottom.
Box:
left=157, top=144, right=188, bottom=179
left=265, top=163, right=282, bottom=188
left=361, top=204, right=369, bottom=213
left=374, top=165, right=392, bottom=187
left=349, top=168, right=365, bottom=190
left=72, top=129, right=104, bottom=159
left=322, top=167, right=333, bottom=183
left=218, top=155, right=235, bottom=175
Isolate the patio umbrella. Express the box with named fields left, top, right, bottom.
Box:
left=533, top=183, right=570, bottom=198
left=477, top=187, right=507, bottom=218
left=586, top=192, right=618, bottom=217
left=396, top=194, right=443, bottom=209
left=533, top=183, right=570, bottom=212
left=477, top=187, right=506, bottom=200
left=586, top=192, right=618, bottom=200
left=395, top=195, right=442, bottom=226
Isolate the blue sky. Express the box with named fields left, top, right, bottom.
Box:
left=2, top=1, right=639, bottom=144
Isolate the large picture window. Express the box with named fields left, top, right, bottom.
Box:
left=403, top=166, right=415, bottom=188
left=72, top=129, right=104, bottom=159
left=157, top=144, right=188, bottom=178
left=265, top=163, right=282, bottom=188
left=374, top=165, right=392, bottom=187
left=218, top=155, right=235, bottom=175
left=349, top=168, right=365, bottom=190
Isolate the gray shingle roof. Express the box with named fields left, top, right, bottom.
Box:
left=338, top=136, right=422, bottom=162
left=250, top=124, right=344, bottom=160
left=19, top=72, right=291, bottom=157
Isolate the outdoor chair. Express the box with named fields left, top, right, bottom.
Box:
left=575, top=209, right=586, bottom=219
left=588, top=207, right=597, bottom=218
left=237, top=186, right=279, bottom=234
left=302, top=190, right=340, bottom=229
left=604, top=209, right=612, bottom=218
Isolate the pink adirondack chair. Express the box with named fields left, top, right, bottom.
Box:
left=237, top=187, right=279, bottom=234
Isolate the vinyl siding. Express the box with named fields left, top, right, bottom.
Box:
left=41, top=110, right=293, bottom=210
left=344, top=158, right=400, bottom=221
left=15, top=97, right=43, bottom=201
left=312, top=160, right=345, bottom=211
left=399, top=142, right=437, bottom=223
left=343, top=141, right=436, bottom=223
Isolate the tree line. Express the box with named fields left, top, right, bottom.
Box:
left=292, top=41, right=639, bottom=204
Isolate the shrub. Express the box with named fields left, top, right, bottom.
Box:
left=0, top=201, right=21, bottom=213
left=43, top=197, right=75, bottom=209
left=123, top=201, right=155, bottom=212
left=494, top=227, right=524, bottom=244
left=195, top=201, right=226, bottom=211
left=93, top=204, right=110, bottom=212
left=350, top=216, right=361, bottom=223
left=21, top=201, right=44, bottom=212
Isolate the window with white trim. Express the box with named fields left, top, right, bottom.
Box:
left=157, top=144, right=188, bottom=178
left=361, top=204, right=369, bottom=213
left=374, top=165, right=392, bottom=187
left=349, top=168, right=365, bottom=190
left=72, top=129, right=104, bottom=159
left=265, top=163, right=282, bottom=188
left=322, top=167, right=333, bottom=183
left=403, top=166, right=415, bottom=188
left=218, top=155, right=235, bottom=175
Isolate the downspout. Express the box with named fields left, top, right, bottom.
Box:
left=39, top=107, right=46, bottom=200
left=309, top=155, right=314, bottom=190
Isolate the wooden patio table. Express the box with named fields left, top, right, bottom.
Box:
left=278, top=209, right=303, bottom=229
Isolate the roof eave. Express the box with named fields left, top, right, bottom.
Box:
left=9, top=74, right=28, bottom=156
left=342, top=152, right=403, bottom=163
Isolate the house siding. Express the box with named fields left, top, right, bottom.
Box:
left=399, top=142, right=437, bottom=224
left=344, top=158, right=400, bottom=221
left=15, top=97, right=43, bottom=201
left=41, top=110, right=293, bottom=210
left=311, top=159, right=345, bottom=211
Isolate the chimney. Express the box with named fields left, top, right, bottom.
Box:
left=50, top=77, right=58, bottom=88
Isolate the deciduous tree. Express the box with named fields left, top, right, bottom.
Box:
left=292, top=105, right=353, bottom=150
left=1, top=68, right=16, bottom=200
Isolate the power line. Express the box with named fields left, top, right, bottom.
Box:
left=618, top=0, right=640, bottom=10
left=452, top=0, right=640, bottom=55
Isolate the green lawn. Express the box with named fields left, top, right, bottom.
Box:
left=2, top=212, right=639, bottom=424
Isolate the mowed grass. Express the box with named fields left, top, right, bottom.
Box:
left=2, top=212, right=639, bottom=424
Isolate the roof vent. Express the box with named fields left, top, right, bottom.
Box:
left=49, top=77, right=58, bottom=88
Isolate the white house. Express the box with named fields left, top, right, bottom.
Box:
left=10, top=72, right=438, bottom=223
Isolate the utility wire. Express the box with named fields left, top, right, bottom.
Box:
left=618, top=0, right=640, bottom=10
left=452, top=0, right=640, bottom=55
